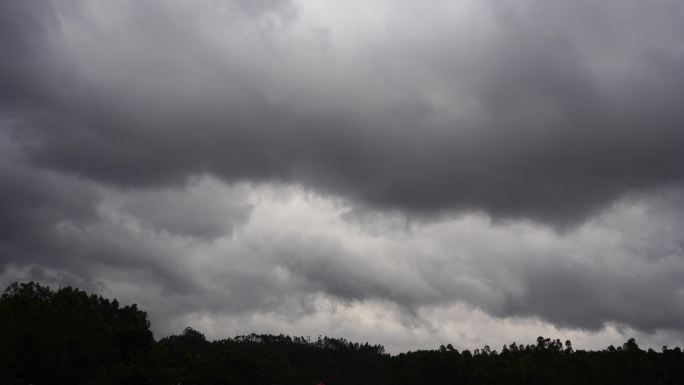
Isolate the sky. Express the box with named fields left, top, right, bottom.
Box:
left=2, top=0, right=684, bottom=353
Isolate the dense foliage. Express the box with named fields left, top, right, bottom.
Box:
left=0, top=282, right=157, bottom=384
left=2, top=282, right=684, bottom=384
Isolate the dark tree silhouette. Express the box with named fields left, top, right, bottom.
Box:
left=0, top=282, right=158, bottom=385
left=2, top=281, right=684, bottom=385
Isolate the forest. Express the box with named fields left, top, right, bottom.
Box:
left=1, top=282, right=683, bottom=385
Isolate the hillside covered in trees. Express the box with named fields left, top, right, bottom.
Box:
left=1, top=282, right=683, bottom=385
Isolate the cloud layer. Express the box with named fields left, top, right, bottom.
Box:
left=2, top=0, right=684, bottom=351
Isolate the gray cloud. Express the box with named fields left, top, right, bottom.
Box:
left=2, top=0, right=682, bottom=226
left=2, top=0, right=684, bottom=350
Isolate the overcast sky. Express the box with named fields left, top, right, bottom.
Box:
left=2, top=0, right=684, bottom=353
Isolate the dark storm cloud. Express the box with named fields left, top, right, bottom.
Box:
left=0, top=0, right=54, bottom=104
left=3, top=0, right=683, bottom=227
left=0, top=134, right=97, bottom=265
left=3, top=0, right=684, bottom=343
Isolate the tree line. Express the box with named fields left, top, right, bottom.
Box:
left=1, top=281, right=683, bottom=384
